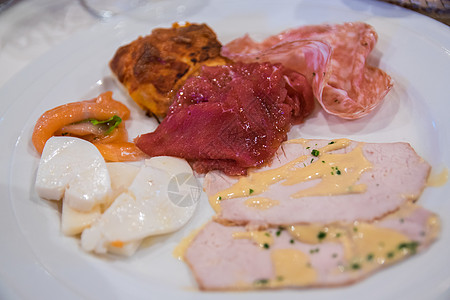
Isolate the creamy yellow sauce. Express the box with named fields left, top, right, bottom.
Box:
left=289, top=224, right=344, bottom=244
left=244, top=197, right=280, bottom=210
left=210, top=138, right=372, bottom=212
left=173, top=226, right=205, bottom=261
left=209, top=195, right=222, bottom=213
left=287, top=144, right=372, bottom=198
left=427, top=167, right=448, bottom=187
left=349, top=223, right=410, bottom=269
left=236, top=217, right=423, bottom=288
left=232, top=230, right=274, bottom=249
left=286, top=208, right=439, bottom=274
left=211, top=154, right=308, bottom=202
left=270, top=249, right=317, bottom=286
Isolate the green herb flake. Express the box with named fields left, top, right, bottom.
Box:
left=264, top=232, right=270, bottom=237
left=322, top=160, right=326, bottom=163
left=254, top=279, right=269, bottom=286
left=249, top=189, right=254, bottom=194
left=335, top=233, right=342, bottom=238
left=311, top=149, right=320, bottom=157
left=306, top=146, right=310, bottom=149
left=398, top=241, right=419, bottom=254
left=353, top=227, right=358, bottom=232
left=89, top=115, right=122, bottom=134
left=351, top=263, right=361, bottom=270
left=310, top=158, right=314, bottom=163
left=290, top=239, right=295, bottom=244
left=61, top=132, right=69, bottom=136
left=387, top=251, right=395, bottom=259
left=328, top=141, right=335, bottom=145
left=317, top=231, right=327, bottom=240
left=217, top=196, right=222, bottom=201
left=276, top=226, right=285, bottom=237
left=263, top=243, right=270, bottom=249
left=366, top=253, right=374, bottom=261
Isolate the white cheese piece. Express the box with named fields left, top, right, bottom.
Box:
left=61, top=202, right=101, bottom=236
left=81, top=156, right=199, bottom=255
left=35, top=136, right=111, bottom=212
left=60, top=162, right=140, bottom=236
left=105, top=162, right=140, bottom=209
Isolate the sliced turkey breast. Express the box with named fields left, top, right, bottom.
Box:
left=204, top=139, right=430, bottom=227
left=184, top=204, right=439, bottom=290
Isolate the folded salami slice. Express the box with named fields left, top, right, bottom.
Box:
left=222, top=22, right=393, bottom=119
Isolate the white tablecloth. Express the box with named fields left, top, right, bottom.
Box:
left=0, top=0, right=99, bottom=89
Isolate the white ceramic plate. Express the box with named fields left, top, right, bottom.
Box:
left=0, top=0, right=449, bottom=299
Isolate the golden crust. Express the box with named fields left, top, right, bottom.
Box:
left=110, top=23, right=230, bottom=117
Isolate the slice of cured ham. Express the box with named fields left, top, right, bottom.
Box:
left=184, top=204, right=439, bottom=290
left=204, top=139, right=430, bottom=227
left=222, top=22, right=393, bottom=119
left=135, top=62, right=316, bottom=175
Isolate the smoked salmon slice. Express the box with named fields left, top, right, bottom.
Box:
left=32, top=92, right=146, bottom=162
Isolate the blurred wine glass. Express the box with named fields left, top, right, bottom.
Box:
left=79, top=0, right=208, bottom=23
left=0, top=0, right=14, bottom=12
left=79, top=0, right=148, bottom=18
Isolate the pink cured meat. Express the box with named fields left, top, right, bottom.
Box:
left=185, top=205, right=438, bottom=290
left=135, top=62, right=315, bottom=175
left=222, top=22, right=393, bottom=119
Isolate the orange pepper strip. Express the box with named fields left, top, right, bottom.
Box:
left=95, top=142, right=148, bottom=162
left=32, top=92, right=130, bottom=155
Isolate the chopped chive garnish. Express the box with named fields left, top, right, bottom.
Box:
left=254, top=279, right=269, bottom=285
left=89, top=115, right=122, bottom=134
left=317, top=231, right=327, bottom=240
left=311, top=149, right=320, bottom=157
left=398, top=241, right=419, bottom=254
